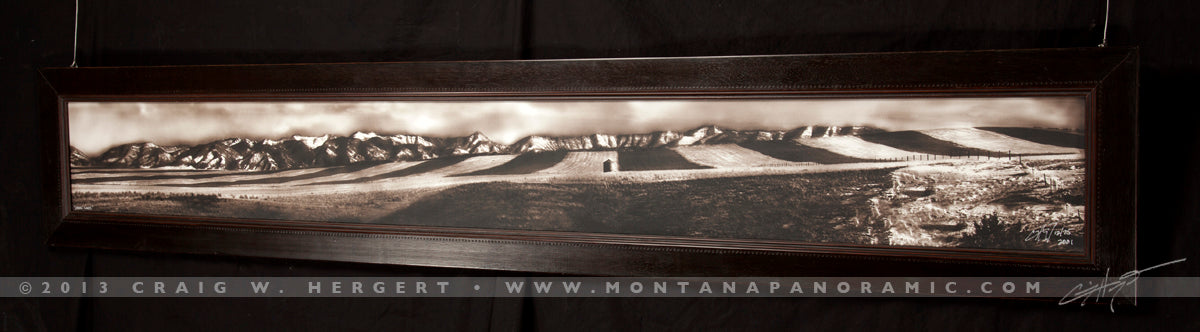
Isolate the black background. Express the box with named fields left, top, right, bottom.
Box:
left=3, top=0, right=1198, bottom=330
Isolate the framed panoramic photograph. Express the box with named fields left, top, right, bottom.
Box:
left=40, top=48, right=1137, bottom=276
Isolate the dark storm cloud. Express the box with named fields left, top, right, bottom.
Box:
left=69, top=97, right=1084, bottom=155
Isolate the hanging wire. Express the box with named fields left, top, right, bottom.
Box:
left=70, top=0, right=79, bottom=67
left=1098, top=0, right=1110, bottom=47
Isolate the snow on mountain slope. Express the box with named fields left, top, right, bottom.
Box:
left=292, top=134, right=332, bottom=149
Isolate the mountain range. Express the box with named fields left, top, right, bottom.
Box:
left=72, top=125, right=880, bottom=171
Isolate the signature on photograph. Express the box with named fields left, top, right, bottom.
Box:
left=1059, top=258, right=1187, bottom=312
left=1025, top=221, right=1073, bottom=246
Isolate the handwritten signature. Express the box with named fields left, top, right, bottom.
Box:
left=1025, top=221, right=1071, bottom=243
left=1059, top=258, right=1187, bottom=312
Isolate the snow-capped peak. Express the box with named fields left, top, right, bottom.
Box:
left=677, top=125, right=723, bottom=146
left=513, top=135, right=554, bottom=152
left=696, top=125, right=722, bottom=135
left=823, top=126, right=840, bottom=137
left=467, top=131, right=490, bottom=144
left=385, top=134, right=435, bottom=147
left=292, top=134, right=331, bottom=149
left=796, top=126, right=814, bottom=139
left=352, top=131, right=379, bottom=140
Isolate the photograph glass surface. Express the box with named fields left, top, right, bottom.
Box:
left=67, top=97, right=1087, bottom=252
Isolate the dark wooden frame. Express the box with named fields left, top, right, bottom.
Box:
left=40, top=48, right=1137, bottom=276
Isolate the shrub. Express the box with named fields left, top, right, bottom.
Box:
left=956, top=214, right=1027, bottom=249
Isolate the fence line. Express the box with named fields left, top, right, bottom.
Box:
left=870, top=150, right=1019, bottom=163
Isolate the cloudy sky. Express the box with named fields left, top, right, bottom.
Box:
left=69, top=97, right=1084, bottom=155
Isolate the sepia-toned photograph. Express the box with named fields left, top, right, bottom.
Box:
left=68, top=97, right=1087, bottom=252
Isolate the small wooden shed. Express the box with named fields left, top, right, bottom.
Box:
left=603, top=159, right=618, bottom=172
